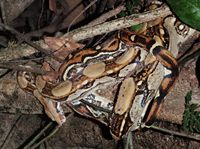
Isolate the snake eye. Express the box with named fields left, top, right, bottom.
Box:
left=175, top=21, right=190, bottom=37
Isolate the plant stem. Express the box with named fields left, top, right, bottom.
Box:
left=145, top=125, right=200, bottom=142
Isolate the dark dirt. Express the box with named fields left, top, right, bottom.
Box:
left=1, top=112, right=200, bottom=149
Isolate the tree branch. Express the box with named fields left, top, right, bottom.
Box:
left=0, top=4, right=171, bottom=62
left=63, top=5, right=171, bottom=41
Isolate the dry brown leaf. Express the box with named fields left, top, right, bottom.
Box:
left=44, top=37, right=84, bottom=60
left=42, top=62, right=59, bottom=82
left=49, top=0, right=57, bottom=14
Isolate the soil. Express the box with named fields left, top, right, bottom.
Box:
left=1, top=112, right=200, bottom=149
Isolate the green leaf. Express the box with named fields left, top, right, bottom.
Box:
left=166, top=0, right=200, bottom=30
left=185, top=91, right=192, bottom=105
left=126, top=1, right=134, bottom=14
left=190, top=104, right=199, bottom=111
left=130, top=24, right=144, bottom=32
left=119, top=11, right=126, bottom=17
left=182, top=90, right=200, bottom=132
left=130, top=0, right=140, bottom=6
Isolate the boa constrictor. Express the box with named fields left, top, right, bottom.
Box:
left=17, top=5, right=195, bottom=139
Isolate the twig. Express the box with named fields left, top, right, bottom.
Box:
left=30, top=125, right=59, bottom=148
left=0, top=1, right=7, bottom=24
left=63, top=4, right=171, bottom=41
left=85, top=5, right=126, bottom=28
left=96, top=0, right=107, bottom=14
left=37, top=0, right=45, bottom=29
left=123, top=132, right=134, bottom=149
left=178, top=42, right=200, bottom=67
left=23, top=121, right=55, bottom=149
left=7, top=57, right=43, bottom=63
left=0, top=62, right=45, bottom=74
left=25, top=0, right=82, bottom=39
left=57, top=0, right=69, bottom=12
left=0, top=115, right=22, bottom=149
left=67, top=0, right=98, bottom=32
left=0, top=23, right=52, bottom=57
left=145, top=125, right=200, bottom=142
